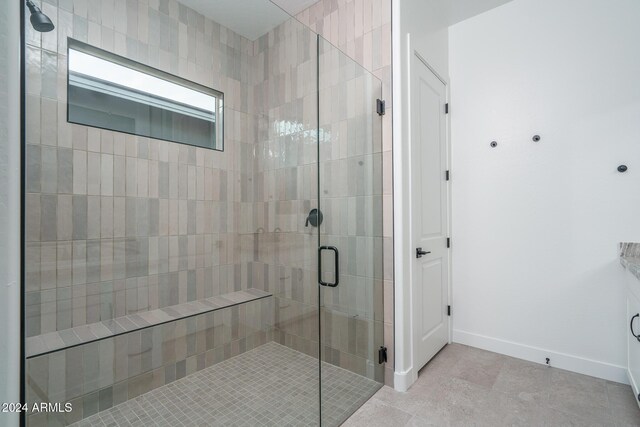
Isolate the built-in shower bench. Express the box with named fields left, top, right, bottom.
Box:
left=25, top=288, right=272, bottom=358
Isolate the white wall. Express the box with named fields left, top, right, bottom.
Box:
left=450, top=0, right=640, bottom=383
left=0, top=1, right=22, bottom=426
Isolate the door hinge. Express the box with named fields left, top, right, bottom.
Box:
left=377, top=99, right=386, bottom=116
left=445, top=103, right=449, bottom=114
left=447, top=305, right=451, bottom=316
left=378, top=346, right=388, bottom=364
left=445, top=170, right=450, bottom=181
left=446, top=237, right=450, bottom=248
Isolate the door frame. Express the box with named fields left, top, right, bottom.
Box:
left=392, top=31, right=452, bottom=391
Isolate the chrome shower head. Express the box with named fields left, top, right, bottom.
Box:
left=26, top=0, right=55, bottom=33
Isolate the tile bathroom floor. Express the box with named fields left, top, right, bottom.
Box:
left=72, top=342, right=381, bottom=427
left=343, top=343, right=640, bottom=426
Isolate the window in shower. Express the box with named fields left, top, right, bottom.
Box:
left=67, top=39, right=224, bottom=150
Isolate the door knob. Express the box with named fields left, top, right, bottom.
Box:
left=416, top=248, right=431, bottom=258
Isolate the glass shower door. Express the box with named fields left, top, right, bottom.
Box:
left=317, top=36, right=385, bottom=426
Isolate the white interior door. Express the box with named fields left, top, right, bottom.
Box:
left=411, top=53, right=450, bottom=371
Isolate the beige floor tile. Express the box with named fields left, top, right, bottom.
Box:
left=606, top=381, right=640, bottom=425
left=446, top=345, right=507, bottom=388
left=342, top=397, right=413, bottom=427
left=408, top=376, right=489, bottom=424
left=346, top=343, right=640, bottom=427
left=404, top=415, right=442, bottom=426
left=542, top=406, right=617, bottom=427
left=548, top=370, right=610, bottom=423
left=492, top=356, right=551, bottom=406
left=416, top=344, right=466, bottom=380
left=473, top=390, right=545, bottom=426
left=373, top=383, right=436, bottom=415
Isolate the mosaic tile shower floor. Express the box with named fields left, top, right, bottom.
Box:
left=71, top=342, right=381, bottom=427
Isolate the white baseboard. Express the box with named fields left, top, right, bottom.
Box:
left=453, top=329, right=628, bottom=385
left=394, top=367, right=417, bottom=392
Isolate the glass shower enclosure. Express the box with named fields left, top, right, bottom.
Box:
left=22, top=1, right=384, bottom=425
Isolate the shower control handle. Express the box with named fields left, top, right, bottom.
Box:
left=319, top=246, right=339, bottom=287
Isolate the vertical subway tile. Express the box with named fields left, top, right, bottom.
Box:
left=98, top=339, right=115, bottom=389
left=40, top=145, right=58, bottom=194
left=98, top=387, right=113, bottom=412
left=25, top=194, right=41, bottom=242
left=113, top=155, right=126, bottom=196
left=87, top=128, right=101, bottom=153
left=149, top=160, right=159, bottom=198
left=86, top=240, right=101, bottom=284
left=136, top=198, right=149, bottom=237
left=41, top=98, right=58, bottom=146
left=57, top=195, right=73, bottom=241
left=25, top=242, right=41, bottom=293
left=72, top=241, right=87, bottom=286
left=127, top=331, right=142, bottom=378
left=87, top=152, right=101, bottom=195
left=26, top=144, right=42, bottom=193
left=126, top=156, right=137, bottom=197
left=137, top=159, right=149, bottom=198
left=72, top=126, right=88, bottom=151
left=57, top=241, right=73, bottom=288
left=113, top=197, right=126, bottom=238
left=114, top=334, right=129, bottom=383
left=158, top=162, right=169, bottom=198
left=58, top=147, right=74, bottom=194
left=72, top=195, right=88, bottom=240
left=86, top=196, right=101, bottom=239
left=125, top=198, right=137, bottom=237
left=65, top=345, right=84, bottom=400
left=73, top=150, right=87, bottom=195
left=83, top=341, right=101, bottom=393
left=100, top=240, right=114, bottom=282
left=101, top=196, right=114, bottom=238
left=101, top=153, right=114, bottom=196
left=72, top=283, right=87, bottom=328
left=40, top=195, right=57, bottom=241
left=47, top=350, right=66, bottom=403
left=148, top=199, right=159, bottom=236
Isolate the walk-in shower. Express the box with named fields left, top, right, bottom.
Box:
left=22, top=1, right=384, bottom=425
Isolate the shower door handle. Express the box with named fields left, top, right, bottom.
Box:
left=631, top=314, right=640, bottom=342
left=319, top=246, right=339, bottom=287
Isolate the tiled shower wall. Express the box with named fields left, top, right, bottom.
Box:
left=296, top=0, right=394, bottom=386
left=249, top=18, right=322, bottom=359
left=24, top=0, right=257, bottom=337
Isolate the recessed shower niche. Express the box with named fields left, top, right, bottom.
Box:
left=22, top=0, right=384, bottom=426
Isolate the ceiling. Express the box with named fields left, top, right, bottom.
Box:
left=179, top=0, right=319, bottom=41
left=178, top=0, right=512, bottom=41
left=444, top=0, right=514, bottom=26
left=270, top=0, right=320, bottom=16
